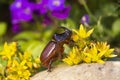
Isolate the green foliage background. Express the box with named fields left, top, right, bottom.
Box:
left=0, top=0, right=120, bottom=59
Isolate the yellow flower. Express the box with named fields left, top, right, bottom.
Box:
left=63, top=47, right=83, bottom=65
left=5, top=75, right=18, bottom=80
left=33, top=58, right=41, bottom=69
left=35, top=58, right=41, bottom=64
left=83, top=45, right=105, bottom=64
left=104, top=49, right=116, bottom=57
left=0, top=42, right=41, bottom=80
left=96, top=42, right=109, bottom=51
left=0, top=42, right=17, bottom=60
left=63, top=25, right=116, bottom=66
left=83, top=42, right=116, bottom=64
left=96, top=42, right=117, bottom=58
left=73, top=24, right=94, bottom=39
left=71, top=34, right=79, bottom=42
left=7, top=60, right=31, bottom=80
left=19, top=51, right=33, bottom=69
left=19, top=51, right=32, bottom=61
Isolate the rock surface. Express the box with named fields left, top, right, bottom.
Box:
left=31, top=61, right=120, bottom=80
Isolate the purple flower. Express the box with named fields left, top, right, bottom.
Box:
left=12, top=23, right=21, bottom=33
left=47, top=0, right=65, bottom=11
left=10, top=0, right=71, bottom=32
left=10, top=0, right=35, bottom=33
left=10, top=0, right=34, bottom=23
left=51, top=6, right=71, bottom=20
left=35, top=0, right=48, bottom=14
left=81, top=14, right=90, bottom=25
left=42, top=15, right=52, bottom=25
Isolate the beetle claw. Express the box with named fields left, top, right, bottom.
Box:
left=47, top=69, right=51, bottom=72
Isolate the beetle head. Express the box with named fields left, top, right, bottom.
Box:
left=53, top=26, right=72, bottom=43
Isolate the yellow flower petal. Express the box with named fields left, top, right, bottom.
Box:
left=97, top=60, right=105, bottom=64
left=72, top=29, right=79, bottom=35
left=108, top=54, right=117, bottom=57
left=84, top=57, right=91, bottom=63
left=98, top=50, right=106, bottom=57
left=63, top=58, right=73, bottom=65
left=72, top=24, right=94, bottom=39
left=86, top=28, right=94, bottom=37
left=79, top=24, right=86, bottom=38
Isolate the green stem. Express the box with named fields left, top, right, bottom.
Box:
left=36, top=21, right=42, bottom=31
left=33, top=15, right=42, bottom=32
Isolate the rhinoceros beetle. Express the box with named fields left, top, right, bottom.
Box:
left=40, top=27, right=72, bottom=72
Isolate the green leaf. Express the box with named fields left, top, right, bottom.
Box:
left=42, top=30, right=53, bottom=42
left=101, top=3, right=117, bottom=16
left=112, top=19, right=120, bottom=36
left=0, top=22, right=7, bottom=36
left=18, top=40, right=46, bottom=58
left=25, top=40, right=46, bottom=58
left=30, top=42, right=46, bottom=58
left=61, top=18, right=76, bottom=29
left=13, top=31, right=41, bottom=40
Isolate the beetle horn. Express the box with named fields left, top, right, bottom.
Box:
left=59, top=26, right=72, bottom=33
left=59, top=26, right=72, bottom=38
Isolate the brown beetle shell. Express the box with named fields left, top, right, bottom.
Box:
left=40, top=41, right=63, bottom=68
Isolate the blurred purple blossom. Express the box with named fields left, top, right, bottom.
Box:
left=81, top=14, right=90, bottom=25
left=12, top=23, right=21, bottom=33
left=42, top=15, right=53, bottom=27
left=10, top=0, right=34, bottom=23
left=35, top=0, right=48, bottom=14
left=51, top=6, right=71, bottom=20
left=10, top=0, right=35, bottom=33
left=43, top=15, right=52, bottom=24
left=10, top=0, right=71, bottom=33
left=47, top=0, right=65, bottom=11
left=10, top=0, right=70, bottom=23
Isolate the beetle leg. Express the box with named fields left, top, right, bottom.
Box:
left=47, top=58, right=54, bottom=72
left=58, top=52, right=62, bottom=60
left=58, top=47, right=64, bottom=61
left=47, top=56, right=59, bottom=72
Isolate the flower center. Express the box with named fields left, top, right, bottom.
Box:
left=16, top=2, right=21, bottom=8
left=82, top=16, right=86, bottom=22
left=53, top=0, right=60, bottom=6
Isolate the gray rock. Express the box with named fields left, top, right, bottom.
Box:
left=31, top=61, right=120, bottom=80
